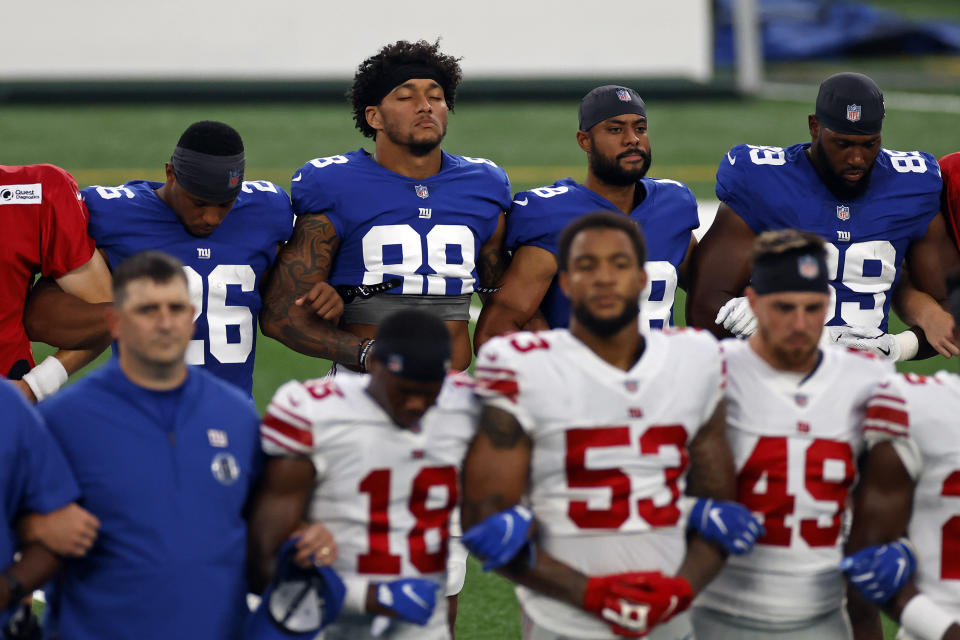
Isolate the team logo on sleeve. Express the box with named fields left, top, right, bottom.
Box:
left=836, top=205, right=850, bottom=221
left=616, top=89, right=631, bottom=102
left=846, top=104, right=862, bottom=123
left=415, top=184, right=429, bottom=199
left=211, top=452, right=240, bottom=485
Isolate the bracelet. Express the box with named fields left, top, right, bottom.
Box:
left=358, top=339, right=376, bottom=372
left=342, top=575, right=370, bottom=614
left=476, top=285, right=502, bottom=295
left=0, top=572, right=25, bottom=605
left=901, top=593, right=956, bottom=640
left=22, top=356, right=68, bottom=402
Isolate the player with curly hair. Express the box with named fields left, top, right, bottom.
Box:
left=261, top=39, right=511, bottom=375
left=261, top=39, right=510, bottom=633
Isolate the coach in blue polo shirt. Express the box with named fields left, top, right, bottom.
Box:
left=38, top=251, right=262, bottom=640
left=0, top=379, right=84, bottom=630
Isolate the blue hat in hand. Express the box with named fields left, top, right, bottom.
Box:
left=245, top=538, right=345, bottom=638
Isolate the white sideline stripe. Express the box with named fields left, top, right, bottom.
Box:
left=760, top=82, right=960, bottom=115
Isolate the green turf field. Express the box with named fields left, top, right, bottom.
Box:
left=6, top=92, right=956, bottom=639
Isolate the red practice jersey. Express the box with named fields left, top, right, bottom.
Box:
left=0, top=164, right=95, bottom=377
left=941, top=152, right=960, bottom=253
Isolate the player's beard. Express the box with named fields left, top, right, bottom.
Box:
left=571, top=298, right=640, bottom=337
left=813, top=142, right=873, bottom=200
left=589, top=145, right=652, bottom=186
left=384, top=120, right=446, bottom=157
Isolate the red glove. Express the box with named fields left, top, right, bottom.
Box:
left=582, top=571, right=693, bottom=638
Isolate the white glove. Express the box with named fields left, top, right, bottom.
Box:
left=824, top=325, right=901, bottom=361
left=715, top=297, right=757, bottom=337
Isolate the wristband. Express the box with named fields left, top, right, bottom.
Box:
left=0, top=572, right=25, bottom=604
left=342, top=575, right=370, bottom=614
left=22, top=357, right=68, bottom=402
left=901, top=593, right=957, bottom=640
left=358, top=339, right=376, bottom=373
left=894, top=330, right=920, bottom=362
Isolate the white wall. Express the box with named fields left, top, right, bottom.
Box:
left=1, top=1, right=712, bottom=81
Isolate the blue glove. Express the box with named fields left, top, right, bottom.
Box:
left=840, top=539, right=916, bottom=603
left=376, top=578, right=439, bottom=626
left=462, top=505, right=534, bottom=571
left=688, top=498, right=764, bottom=555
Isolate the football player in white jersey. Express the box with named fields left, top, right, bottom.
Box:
left=462, top=212, right=756, bottom=640
left=692, top=229, right=894, bottom=640
left=247, top=310, right=477, bottom=639
left=839, top=272, right=960, bottom=640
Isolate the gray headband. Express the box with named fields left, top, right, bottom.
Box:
left=171, top=146, right=245, bottom=202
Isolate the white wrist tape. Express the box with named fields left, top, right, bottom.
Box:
left=901, top=593, right=957, bottom=640
left=342, top=575, right=370, bottom=614
left=21, top=357, right=68, bottom=402
left=894, top=330, right=920, bottom=362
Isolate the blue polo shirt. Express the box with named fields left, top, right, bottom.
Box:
left=0, top=380, right=79, bottom=627
left=37, top=359, right=262, bottom=640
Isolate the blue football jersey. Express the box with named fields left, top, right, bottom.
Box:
left=84, top=180, right=295, bottom=394
left=717, top=143, right=942, bottom=331
left=291, top=149, right=510, bottom=296
left=506, top=177, right=699, bottom=330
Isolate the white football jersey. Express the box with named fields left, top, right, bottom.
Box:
left=261, top=372, right=478, bottom=636
left=863, top=371, right=960, bottom=619
left=698, top=339, right=893, bottom=624
left=475, top=328, right=725, bottom=640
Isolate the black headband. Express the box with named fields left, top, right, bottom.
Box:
left=370, top=64, right=445, bottom=106
left=171, top=146, right=245, bottom=202
left=752, top=249, right=830, bottom=295
left=373, top=310, right=452, bottom=381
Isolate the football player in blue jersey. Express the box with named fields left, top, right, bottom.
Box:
left=82, top=121, right=300, bottom=395
left=473, top=85, right=699, bottom=348
left=688, top=72, right=960, bottom=361
left=260, top=39, right=511, bottom=374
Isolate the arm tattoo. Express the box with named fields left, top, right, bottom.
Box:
left=260, top=214, right=362, bottom=364
left=479, top=405, right=530, bottom=449
left=477, top=242, right=510, bottom=290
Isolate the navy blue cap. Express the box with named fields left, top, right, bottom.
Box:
left=815, top=72, right=884, bottom=135
left=373, top=310, right=452, bottom=381
left=244, top=539, right=345, bottom=639
left=578, top=85, right=646, bottom=131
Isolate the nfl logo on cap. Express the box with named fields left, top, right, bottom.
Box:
left=836, top=205, right=850, bottom=221
left=228, top=168, right=241, bottom=188
left=415, top=184, right=429, bottom=199
left=846, top=104, right=862, bottom=123
left=798, top=255, right=820, bottom=279
left=616, top=89, right=631, bottom=102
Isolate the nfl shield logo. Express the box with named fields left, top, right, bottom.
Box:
left=795, top=395, right=808, bottom=408
left=228, top=168, right=241, bottom=188
left=616, top=89, right=631, bottom=102
left=846, top=104, right=862, bottom=123
left=836, top=205, right=850, bottom=221
left=798, top=255, right=819, bottom=279
left=415, top=184, right=429, bottom=199
left=624, top=380, right=638, bottom=392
